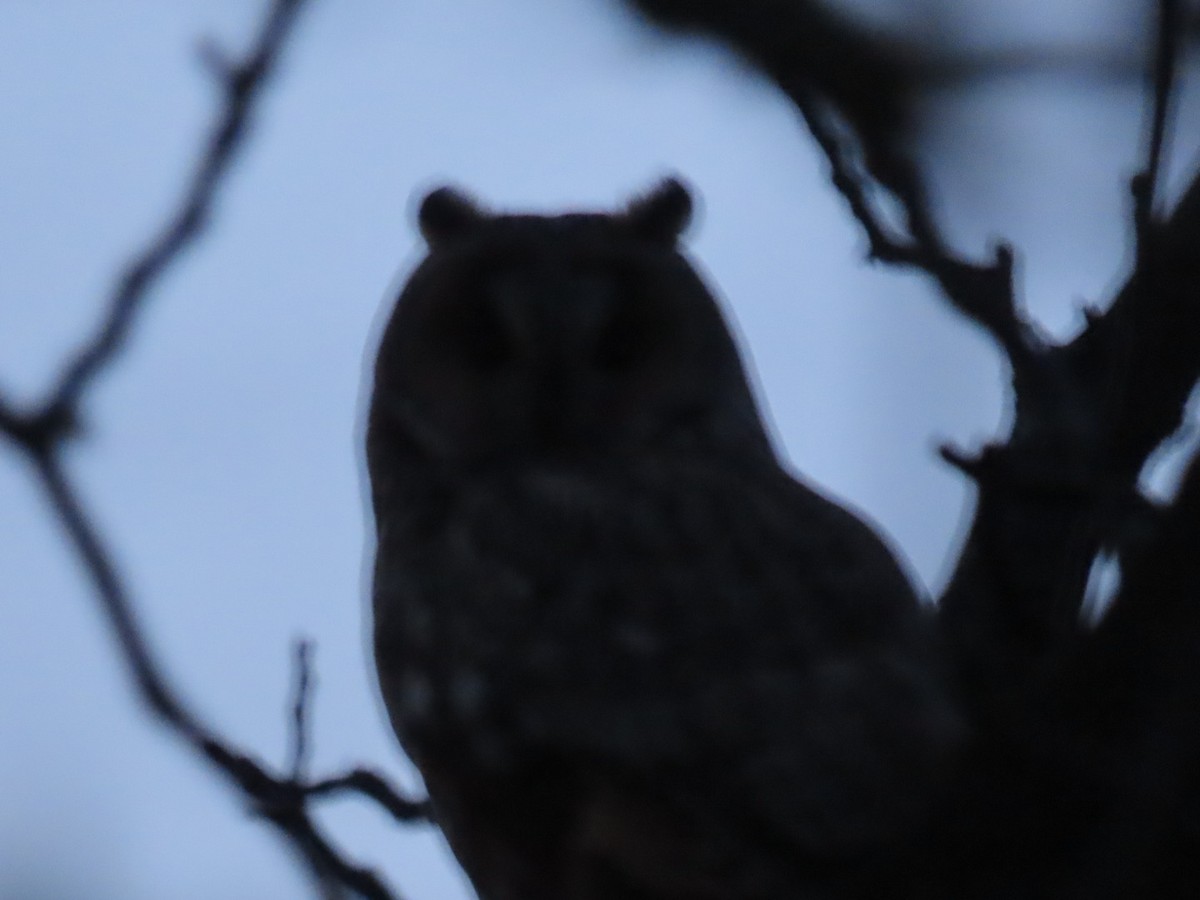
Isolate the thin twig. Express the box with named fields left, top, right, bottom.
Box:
left=282, top=638, right=431, bottom=825
left=307, top=769, right=435, bottom=825
left=291, top=639, right=315, bottom=781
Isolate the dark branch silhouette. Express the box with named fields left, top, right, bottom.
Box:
left=0, top=2, right=428, bottom=898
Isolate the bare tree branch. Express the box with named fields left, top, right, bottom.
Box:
left=2, top=0, right=299, bottom=446
left=622, top=0, right=1044, bottom=369
left=24, top=436, right=407, bottom=899
left=0, top=2, right=430, bottom=897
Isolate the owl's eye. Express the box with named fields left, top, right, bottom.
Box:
left=591, top=268, right=673, bottom=374
left=424, top=277, right=514, bottom=374
left=453, top=297, right=513, bottom=372
left=593, top=304, right=651, bottom=371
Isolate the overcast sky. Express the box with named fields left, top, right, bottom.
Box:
left=0, top=1, right=1178, bottom=898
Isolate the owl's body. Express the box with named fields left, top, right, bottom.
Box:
left=367, top=182, right=960, bottom=899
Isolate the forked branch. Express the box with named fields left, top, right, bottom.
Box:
left=0, top=3, right=429, bottom=898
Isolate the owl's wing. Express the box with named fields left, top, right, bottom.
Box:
left=476, top=464, right=961, bottom=861
left=375, top=461, right=961, bottom=896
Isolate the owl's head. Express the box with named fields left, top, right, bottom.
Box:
left=368, top=179, right=771, bottom=471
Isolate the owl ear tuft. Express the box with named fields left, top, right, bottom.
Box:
left=623, top=177, right=693, bottom=244
left=418, top=186, right=488, bottom=246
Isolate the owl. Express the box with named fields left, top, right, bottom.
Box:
left=365, top=180, right=962, bottom=899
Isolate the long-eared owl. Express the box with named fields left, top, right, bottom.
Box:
left=365, top=179, right=961, bottom=899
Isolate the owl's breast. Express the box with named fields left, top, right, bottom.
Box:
left=373, top=456, right=933, bottom=764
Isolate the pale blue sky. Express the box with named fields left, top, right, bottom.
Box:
left=0, top=1, right=1165, bottom=897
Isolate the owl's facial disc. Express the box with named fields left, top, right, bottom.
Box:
left=371, top=180, right=769, bottom=468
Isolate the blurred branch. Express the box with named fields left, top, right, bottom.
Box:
left=1135, top=0, right=1185, bottom=234
left=0, top=2, right=430, bottom=898
left=931, top=1, right=1200, bottom=698
left=622, top=0, right=1041, bottom=363
left=620, top=0, right=1200, bottom=720
left=623, top=0, right=929, bottom=232
left=2, top=0, right=297, bottom=447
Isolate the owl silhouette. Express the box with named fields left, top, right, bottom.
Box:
left=366, top=180, right=961, bottom=899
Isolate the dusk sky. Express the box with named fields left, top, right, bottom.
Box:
left=0, top=1, right=1179, bottom=897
